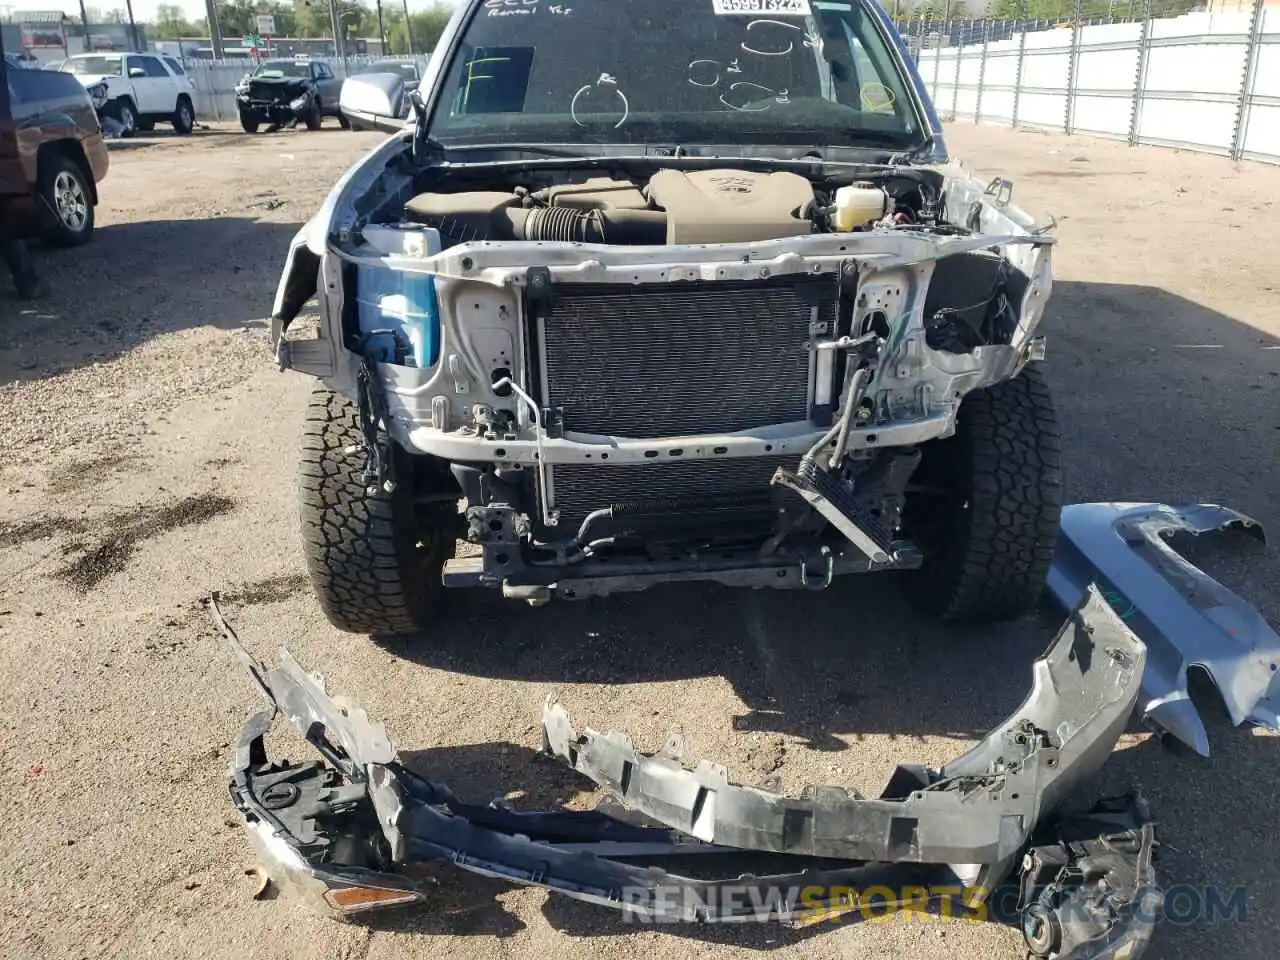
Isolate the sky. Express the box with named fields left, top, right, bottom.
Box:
left=8, top=0, right=457, bottom=27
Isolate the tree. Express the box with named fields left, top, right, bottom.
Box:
left=138, top=0, right=455, bottom=47
left=152, top=3, right=199, bottom=39
left=387, top=3, right=452, bottom=55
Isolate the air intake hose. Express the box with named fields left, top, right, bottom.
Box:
left=506, top=206, right=667, bottom=245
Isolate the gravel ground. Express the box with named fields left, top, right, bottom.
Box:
left=1, top=121, right=1278, bottom=960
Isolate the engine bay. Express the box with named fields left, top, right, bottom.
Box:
left=399, top=164, right=946, bottom=247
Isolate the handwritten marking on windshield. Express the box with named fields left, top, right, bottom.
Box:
left=486, top=0, right=538, bottom=15
left=688, top=59, right=719, bottom=88
left=461, top=56, right=512, bottom=109
left=719, top=80, right=775, bottom=112
left=686, top=57, right=745, bottom=89
left=741, top=18, right=801, bottom=56
left=860, top=82, right=895, bottom=111
left=571, top=74, right=630, bottom=128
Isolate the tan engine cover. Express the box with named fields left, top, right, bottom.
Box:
left=647, top=168, right=814, bottom=244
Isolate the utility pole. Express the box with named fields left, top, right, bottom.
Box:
left=329, top=0, right=347, bottom=67
left=205, top=0, right=225, bottom=59
left=78, top=0, right=90, bottom=51
left=375, top=0, right=388, bottom=54
left=402, top=0, right=415, bottom=55
left=124, top=0, right=139, bottom=50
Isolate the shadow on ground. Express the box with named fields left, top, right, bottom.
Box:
left=369, top=280, right=1278, bottom=956
left=104, top=126, right=249, bottom=151
left=0, top=217, right=299, bottom=386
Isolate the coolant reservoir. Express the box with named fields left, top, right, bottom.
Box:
left=831, top=184, right=891, bottom=232
left=355, top=226, right=442, bottom=368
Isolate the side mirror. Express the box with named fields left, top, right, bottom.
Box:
left=128, top=67, right=146, bottom=78
left=338, top=72, right=409, bottom=134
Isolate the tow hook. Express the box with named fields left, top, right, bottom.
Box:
left=799, top=546, right=835, bottom=590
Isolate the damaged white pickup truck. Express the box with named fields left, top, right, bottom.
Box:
left=269, top=0, right=1060, bottom=635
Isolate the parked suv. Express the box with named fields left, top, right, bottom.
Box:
left=1, top=58, right=109, bottom=245
left=60, top=52, right=197, bottom=138
left=234, top=58, right=345, bottom=132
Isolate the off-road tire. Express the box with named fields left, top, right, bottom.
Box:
left=298, top=388, right=458, bottom=635
left=173, top=96, right=195, bottom=135
left=305, top=98, right=323, bottom=130
left=239, top=111, right=260, bottom=134
left=338, top=112, right=352, bottom=130
left=900, top=363, right=1063, bottom=623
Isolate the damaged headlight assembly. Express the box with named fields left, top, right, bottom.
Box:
left=214, top=586, right=1162, bottom=955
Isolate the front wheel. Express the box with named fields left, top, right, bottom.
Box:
left=337, top=112, right=351, bottom=130
left=298, top=388, right=460, bottom=635
left=304, top=98, right=323, bottom=130
left=114, top=99, right=138, bottom=138
left=899, top=364, right=1063, bottom=623
left=238, top=111, right=260, bottom=134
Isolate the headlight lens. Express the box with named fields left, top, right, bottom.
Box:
left=242, top=819, right=422, bottom=916
left=290, top=95, right=309, bottom=111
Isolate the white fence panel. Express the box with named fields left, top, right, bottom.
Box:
left=914, top=2, right=1278, bottom=165
left=1019, top=28, right=1072, bottom=129
left=954, top=46, right=985, bottom=121
left=981, top=38, right=1023, bottom=124
left=1243, top=9, right=1280, bottom=161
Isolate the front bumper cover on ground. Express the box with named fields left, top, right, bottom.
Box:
left=1048, top=502, right=1280, bottom=757
left=540, top=586, right=1145, bottom=866
left=215, top=589, right=1159, bottom=955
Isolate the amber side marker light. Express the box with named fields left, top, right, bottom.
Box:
left=324, top=884, right=425, bottom=913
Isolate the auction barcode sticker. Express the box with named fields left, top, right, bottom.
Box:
left=712, top=0, right=813, bottom=15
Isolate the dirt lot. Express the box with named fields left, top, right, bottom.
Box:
left=1, top=121, right=1278, bottom=960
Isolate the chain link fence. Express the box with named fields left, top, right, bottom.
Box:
left=894, top=0, right=1278, bottom=164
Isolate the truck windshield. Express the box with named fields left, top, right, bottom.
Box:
left=253, top=61, right=310, bottom=78
left=62, top=56, right=123, bottom=77
left=427, top=0, right=922, bottom=152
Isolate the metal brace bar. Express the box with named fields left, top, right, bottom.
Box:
left=1129, top=0, right=1154, bottom=147
left=952, top=28, right=964, bottom=121
left=934, top=19, right=945, bottom=105
left=1065, top=0, right=1083, bottom=134
left=1230, top=0, right=1266, bottom=161
left=1012, top=4, right=1029, bottom=128
left=976, top=19, right=991, bottom=123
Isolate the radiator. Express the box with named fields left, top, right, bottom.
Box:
left=535, top=276, right=832, bottom=440
left=545, top=455, right=800, bottom=530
